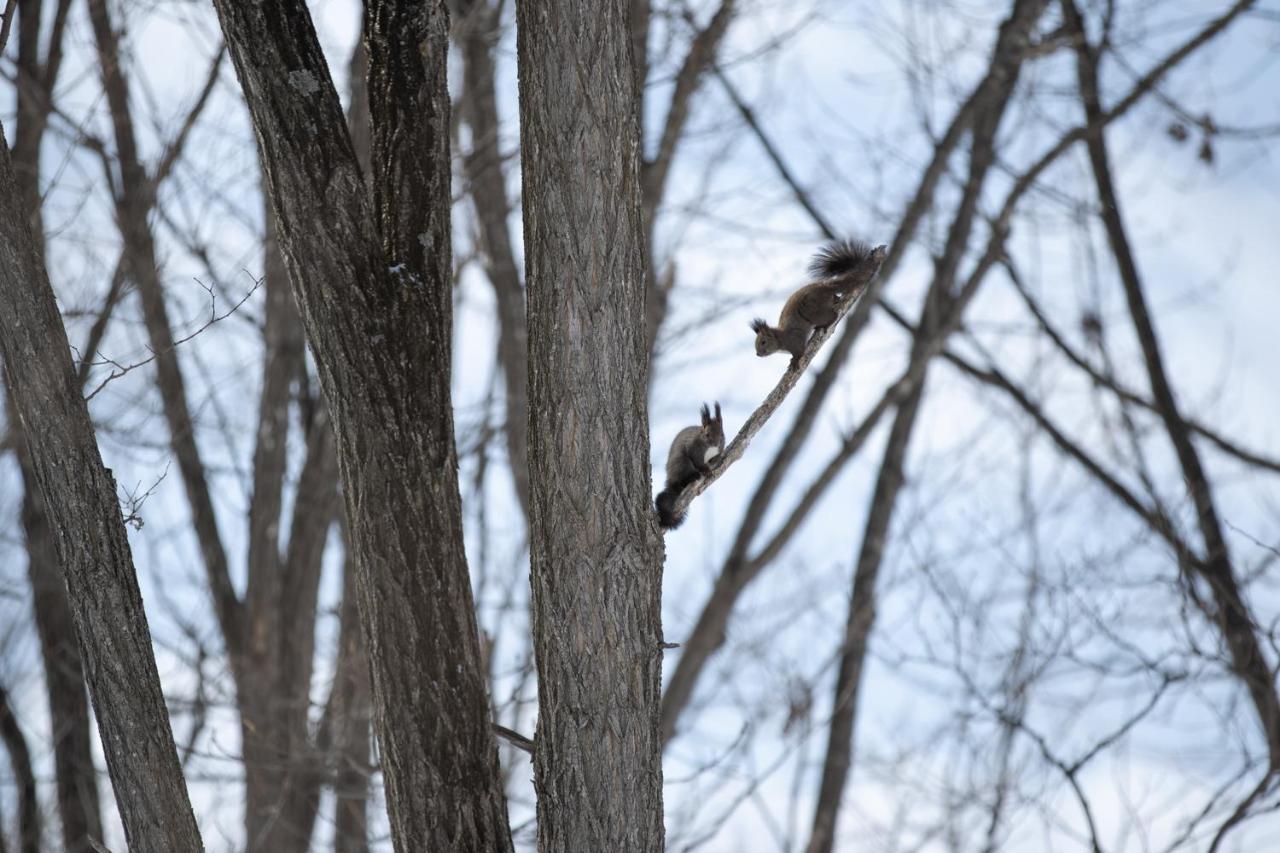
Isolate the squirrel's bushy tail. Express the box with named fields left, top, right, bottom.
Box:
left=655, top=487, right=686, bottom=530
left=809, top=238, right=874, bottom=281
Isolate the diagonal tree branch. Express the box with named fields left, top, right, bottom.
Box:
left=87, top=0, right=243, bottom=660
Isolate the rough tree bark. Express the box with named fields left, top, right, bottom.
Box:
left=6, top=2, right=105, bottom=847
left=0, top=124, right=203, bottom=852
left=516, top=2, right=666, bottom=851
left=207, top=1, right=512, bottom=849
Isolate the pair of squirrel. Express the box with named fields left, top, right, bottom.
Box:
left=656, top=239, right=874, bottom=530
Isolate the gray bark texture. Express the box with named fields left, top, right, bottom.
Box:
left=206, top=2, right=512, bottom=850
left=516, top=2, right=667, bottom=851
left=0, top=125, right=204, bottom=853
left=7, top=3, right=105, bottom=847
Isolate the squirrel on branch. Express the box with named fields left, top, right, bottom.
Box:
left=655, top=402, right=725, bottom=530
left=751, top=239, right=876, bottom=369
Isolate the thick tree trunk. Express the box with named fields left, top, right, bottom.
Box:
left=0, top=125, right=203, bottom=853
left=516, top=2, right=666, bottom=850
left=207, top=2, right=512, bottom=849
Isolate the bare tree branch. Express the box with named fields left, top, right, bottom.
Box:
left=1065, top=0, right=1280, bottom=771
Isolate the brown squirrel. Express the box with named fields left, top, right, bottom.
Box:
left=655, top=402, right=725, bottom=530
left=751, top=239, right=875, bottom=369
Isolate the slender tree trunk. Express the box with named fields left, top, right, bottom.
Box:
left=458, top=3, right=531, bottom=516
left=516, top=2, right=666, bottom=850
left=85, top=0, right=243, bottom=670
left=803, top=383, right=924, bottom=853
left=17, top=448, right=104, bottom=853
left=7, top=3, right=105, bottom=847
left=0, top=685, right=40, bottom=853
left=803, top=4, right=1047, bottom=849
left=0, top=124, right=203, bottom=853
left=1062, top=0, right=1280, bottom=769
left=207, top=2, right=512, bottom=848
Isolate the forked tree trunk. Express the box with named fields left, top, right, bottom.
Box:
left=0, top=125, right=203, bottom=853
left=516, top=2, right=667, bottom=850
left=206, top=2, right=512, bottom=849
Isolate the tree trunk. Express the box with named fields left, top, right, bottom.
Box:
left=0, top=124, right=203, bottom=853
left=332, top=553, right=373, bottom=853
left=0, top=684, right=40, bottom=853
left=7, top=3, right=105, bottom=847
left=516, top=2, right=666, bottom=850
left=17, top=448, right=104, bottom=853
left=458, top=2, right=531, bottom=517
left=207, top=2, right=513, bottom=849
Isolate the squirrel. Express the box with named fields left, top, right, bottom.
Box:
left=751, top=239, right=875, bottom=369
left=655, top=402, right=725, bottom=530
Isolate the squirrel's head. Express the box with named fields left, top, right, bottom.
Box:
left=751, top=319, right=778, bottom=357
left=700, top=402, right=725, bottom=448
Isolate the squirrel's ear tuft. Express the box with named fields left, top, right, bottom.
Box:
left=750, top=318, right=768, bottom=334
left=700, top=403, right=712, bottom=425
left=714, top=402, right=722, bottom=424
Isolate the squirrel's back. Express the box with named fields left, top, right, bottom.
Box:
left=665, top=425, right=704, bottom=483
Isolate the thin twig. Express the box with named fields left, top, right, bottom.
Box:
left=0, top=0, right=18, bottom=56
left=492, top=723, right=535, bottom=755
left=84, top=275, right=262, bottom=401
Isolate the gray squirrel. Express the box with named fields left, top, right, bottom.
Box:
left=751, top=239, right=875, bottom=369
left=655, top=403, right=725, bottom=530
